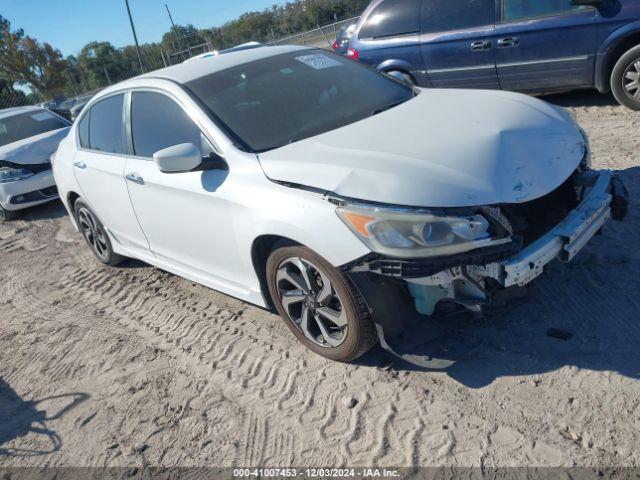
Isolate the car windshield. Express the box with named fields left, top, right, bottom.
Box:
left=185, top=50, right=415, bottom=152
left=0, top=110, right=69, bottom=147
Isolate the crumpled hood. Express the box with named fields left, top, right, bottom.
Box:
left=258, top=89, right=585, bottom=207
left=0, top=127, right=70, bottom=167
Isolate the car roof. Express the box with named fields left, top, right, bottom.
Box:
left=137, top=44, right=309, bottom=85
left=0, top=105, right=43, bottom=119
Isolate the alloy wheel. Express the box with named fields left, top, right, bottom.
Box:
left=275, top=257, right=348, bottom=348
left=623, top=59, right=640, bottom=101
left=77, top=207, right=109, bottom=262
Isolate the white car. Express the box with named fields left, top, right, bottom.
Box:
left=53, top=46, right=627, bottom=366
left=0, top=106, right=71, bottom=221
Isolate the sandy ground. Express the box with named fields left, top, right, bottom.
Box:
left=0, top=90, right=639, bottom=469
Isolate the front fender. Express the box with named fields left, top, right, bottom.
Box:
left=595, top=21, right=640, bottom=91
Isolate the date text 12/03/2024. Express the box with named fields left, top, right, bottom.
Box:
left=232, top=468, right=401, bottom=478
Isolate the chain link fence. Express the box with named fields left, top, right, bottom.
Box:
left=269, top=16, right=359, bottom=49
left=0, top=93, right=33, bottom=110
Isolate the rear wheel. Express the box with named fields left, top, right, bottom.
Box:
left=266, top=242, right=377, bottom=362
left=74, top=199, right=123, bottom=266
left=611, top=44, right=640, bottom=110
left=0, top=205, right=20, bottom=222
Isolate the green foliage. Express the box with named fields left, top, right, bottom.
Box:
left=199, top=0, right=369, bottom=50
left=0, top=14, right=68, bottom=100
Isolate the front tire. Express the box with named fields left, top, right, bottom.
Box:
left=266, top=242, right=378, bottom=362
left=74, top=199, right=123, bottom=266
left=0, top=205, right=20, bottom=222
left=611, top=44, right=640, bottom=110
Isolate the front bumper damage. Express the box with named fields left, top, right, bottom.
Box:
left=0, top=165, right=59, bottom=211
left=345, top=170, right=628, bottom=369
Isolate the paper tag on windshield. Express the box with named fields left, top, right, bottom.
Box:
left=31, top=112, right=54, bottom=122
left=295, top=54, right=342, bottom=70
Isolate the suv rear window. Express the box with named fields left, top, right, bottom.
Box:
left=502, top=0, right=585, bottom=21
left=0, top=110, right=69, bottom=147
left=359, top=0, right=420, bottom=39
left=422, top=0, right=495, bottom=34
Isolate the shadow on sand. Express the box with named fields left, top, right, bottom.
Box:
left=0, top=377, right=89, bottom=457
left=539, top=89, right=620, bottom=108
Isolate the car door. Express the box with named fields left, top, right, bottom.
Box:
left=73, top=93, right=149, bottom=254
left=352, top=0, right=425, bottom=82
left=123, top=90, right=242, bottom=286
left=494, top=0, right=598, bottom=92
left=419, top=0, right=499, bottom=89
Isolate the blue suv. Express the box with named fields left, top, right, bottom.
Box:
left=347, top=0, right=640, bottom=109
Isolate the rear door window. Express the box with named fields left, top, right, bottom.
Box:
left=359, top=0, right=420, bottom=39
left=502, top=0, right=586, bottom=21
left=421, top=0, right=496, bottom=34
left=130, top=92, right=203, bottom=158
left=78, top=110, right=90, bottom=148
left=88, top=94, right=126, bottom=154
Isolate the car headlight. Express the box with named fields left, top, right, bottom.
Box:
left=337, top=203, right=507, bottom=258
left=0, top=166, right=34, bottom=183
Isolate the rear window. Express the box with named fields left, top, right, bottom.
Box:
left=422, top=0, right=496, bottom=33
left=86, top=94, right=126, bottom=154
left=0, top=110, right=69, bottom=147
left=502, top=0, right=586, bottom=21
left=186, top=50, right=414, bottom=152
left=359, top=0, right=420, bottom=39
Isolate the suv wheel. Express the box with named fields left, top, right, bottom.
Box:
left=0, top=205, right=20, bottom=222
left=74, top=199, right=123, bottom=266
left=611, top=44, right=640, bottom=110
left=266, top=242, right=378, bottom=362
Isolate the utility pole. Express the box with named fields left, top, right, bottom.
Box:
left=165, top=3, right=183, bottom=51
left=124, top=0, right=145, bottom=72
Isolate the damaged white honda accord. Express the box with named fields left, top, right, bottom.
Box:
left=53, top=46, right=628, bottom=367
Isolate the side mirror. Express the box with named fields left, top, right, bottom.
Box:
left=153, top=143, right=202, bottom=173
left=571, top=0, right=603, bottom=6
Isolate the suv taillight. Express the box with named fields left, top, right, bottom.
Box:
left=347, top=48, right=358, bottom=60
left=331, top=41, right=338, bottom=50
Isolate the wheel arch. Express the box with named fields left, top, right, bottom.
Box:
left=377, top=59, right=416, bottom=78
left=251, top=234, right=302, bottom=309
left=596, top=25, right=640, bottom=92
left=65, top=191, right=82, bottom=229
left=67, top=191, right=81, bottom=210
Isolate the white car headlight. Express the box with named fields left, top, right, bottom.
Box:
left=337, top=203, right=507, bottom=258
left=0, top=166, right=34, bottom=183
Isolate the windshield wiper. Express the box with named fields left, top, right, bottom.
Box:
left=371, top=98, right=410, bottom=116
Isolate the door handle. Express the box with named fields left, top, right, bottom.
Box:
left=73, top=161, right=86, bottom=169
left=470, top=40, right=491, bottom=51
left=498, top=37, right=519, bottom=48
left=125, top=172, right=144, bottom=185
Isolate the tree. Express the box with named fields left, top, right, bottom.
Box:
left=0, top=15, right=68, bottom=98
left=76, top=41, right=126, bottom=90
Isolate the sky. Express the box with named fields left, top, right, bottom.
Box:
left=1, top=0, right=285, bottom=57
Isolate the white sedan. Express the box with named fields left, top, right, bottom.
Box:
left=53, top=46, right=627, bottom=366
left=0, top=106, right=71, bottom=221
